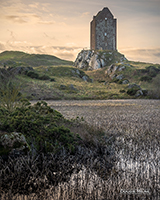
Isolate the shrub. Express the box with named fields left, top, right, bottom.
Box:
left=0, top=81, right=22, bottom=112
left=27, top=71, right=39, bottom=79
left=148, top=74, right=160, bottom=98
left=118, top=79, right=123, bottom=84
left=119, top=89, right=125, bottom=93
left=112, top=78, right=123, bottom=84
left=0, top=100, right=81, bottom=154
left=50, top=78, right=55, bottom=82
left=139, top=69, right=148, bottom=73
left=127, top=87, right=139, bottom=96
left=38, top=75, right=51, bottom=80
left=140, top=75, right=152, bottom=82
left=142, top=89, right=148, bottom=96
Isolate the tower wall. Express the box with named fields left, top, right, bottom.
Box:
left=90, top=8, right=117, bottom=51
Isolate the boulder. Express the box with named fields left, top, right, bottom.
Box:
left=89, top=54, right=102, bottom=70
left=71, top=69, right=92, bottom=82
left=118, top=66, right=126, bottom=71
left=122, top=79, right=129, bottom=84
left=116, top=74, right=124, bottom=80
left=126, top=84, right=143, bottom=96
left=105, top=64, right=125, bottom=77
left=82, top=75, right=90, bottom=82
left=69, top=84, right=77, bottom=90
left=74, top=50, right=127, bottom=71
left=135, top=90, right=143, bottom=97
left=128, top=83, right=141, bottom=89
left=0, top=132, right=30, bottom=157
left=60, top=85, right=67, bottom=90
left=105, top=64, right=117, bottom=76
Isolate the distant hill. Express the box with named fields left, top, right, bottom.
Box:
left=0, top=51, right=73, bottom=67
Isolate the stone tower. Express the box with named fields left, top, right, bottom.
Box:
left=90, top=7, right=117, bottom=51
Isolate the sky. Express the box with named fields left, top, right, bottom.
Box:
left=0, top=0, right=160, bottom=63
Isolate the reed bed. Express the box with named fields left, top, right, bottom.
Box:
left=0, top=99, right=159, bottom=199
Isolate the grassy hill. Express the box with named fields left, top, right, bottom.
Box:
left=0, top=50, right=160, bottom=100
left=0, top=51, right=73, bottom=67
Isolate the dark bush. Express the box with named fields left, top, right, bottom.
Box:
left=112, top=78, right=123, bottom=84
left=27, top=71, right=39, bottom=79
left=118, top=79, right=123, bottom=84
left=98, top=80, right=105, bottom=83
left=139, top=69, right=148, bottom=73
left=127, top=87, right=139, bottom=96
left=142, top=89, right=148, bottom=96
left=140, top=75, right=152, bottom=82
left=138, top=66, right=160, bottom=78
left=148, top=69, right=157, bottom=77
left=50, top=78, right=55, bottom=82
left=38, top=75, right=50, bottom=80
left=119, top=89, right=125, bottom=93
left=0, top=100, right=81, bottom=154
left=146, top=66, right=160, bottom=77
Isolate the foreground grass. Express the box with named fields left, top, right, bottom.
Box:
left=0, top=99, right=159, bottom=199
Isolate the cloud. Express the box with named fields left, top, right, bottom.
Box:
left=2, top=13, right=55, bottom=25
left=81, top=12, right=90, bottom=17
left=0, top=0, right=54, bottom=25
left=55, top=52, right=75, bottom=60
left=28, top=45, right=82, bottom=61
left=0, top=39, right=82, bottom=61
left=43, top=33, right=56, bottom=40
left=0, top=42, right=5, bottom=51
left=120, top=48, right=160, bottom=64
left=38, top=20, right=55, bottom=25
left=5, top=15, right=27, bottom=23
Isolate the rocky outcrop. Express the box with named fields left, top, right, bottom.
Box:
left=74, top=50, right=127, bottom=70
left=0, top=132, right=30, bottom=157
left=126, top=84, right=147, bottom=97
left=71, top=68, right=93, bottom=82
left=104, top=63, right=129, bottom=84
left=105, top=64, right=126, bottom=78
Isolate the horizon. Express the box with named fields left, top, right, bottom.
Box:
left=0, top=0, right=160, bottom=64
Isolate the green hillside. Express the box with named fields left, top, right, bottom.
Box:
left=0, top=50, right=160, bottom=100
left=0, top=51, right=73, bottom=67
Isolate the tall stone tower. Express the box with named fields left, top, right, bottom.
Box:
left=90, top=7, right=117, bottom=51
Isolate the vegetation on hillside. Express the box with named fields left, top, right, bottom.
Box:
left=0, top=51, right=159, bottom=198
left=0, top=79, right=115, bottom=198
left=0, top=99, right=159, bottom=199
left=0, top=50, right=160, bottom=100
left=0, top=51, right=73, bottom=67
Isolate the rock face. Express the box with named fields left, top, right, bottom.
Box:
left=71, top=68, right=93, bottom=82
left=126, top=84, right=147, bottom=97
left=104, top=63, right=128, bottom=84
left=105, top=64, right=126, bottom=78
left=74, top=50, right=127, bottom=70
left=0, top=132, right=30, bottom=156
